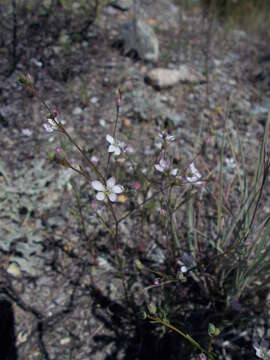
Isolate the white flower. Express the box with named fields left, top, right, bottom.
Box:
left=106, top=134, right=126, bottom=156
left=186, top=162, right=202, bottom=185
left=253, top=340, right=270, bottom=359
left=159, top=131, right=175, bottom=143
left=43, top=117, right=59, bottom=133
left=92, top=177, right=124, bottom=202
left=225, top=157, right=236, bottom=169
left=155, top=158, right=178, bottom=176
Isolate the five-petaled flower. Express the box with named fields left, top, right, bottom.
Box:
left=92, top=177, right=124, bottom=202
left=43, top=117, right=59, bottom=133
left=106, top=134, right=126, bottom=156
left=155, top=158, right=178, bottom=176
left=186, top=162, right=202, bottom=185
left=253, top=339, right=270, bottom=359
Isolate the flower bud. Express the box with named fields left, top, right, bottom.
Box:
left=148, top=303, right=157, bottom=315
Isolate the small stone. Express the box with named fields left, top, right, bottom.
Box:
left=73, top=107, right=83, bottom=116
left=60, top=337, right=71, bottom=346
left=99, top=119, right=106, bottom=127
left=123, top=117, right=131, bottom=128
left=119, top=19, right=159, bottom=63
left=17, top=331, right=28, bottom=345
left=90, top=96, right=99, bottom=104
left=22, top=128, right=33, bottom=136
left=111, top=0, right=132, bottom=11
left=145, top=65, right=205, bottom=89
left=7, top=262, right=21, bottom=277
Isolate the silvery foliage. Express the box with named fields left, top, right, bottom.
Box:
left=0, top=160, right=73, bottom=276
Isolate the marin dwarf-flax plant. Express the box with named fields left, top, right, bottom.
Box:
left=18, top=73, right=270, bottom=359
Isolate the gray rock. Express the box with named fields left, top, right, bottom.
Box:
left=119, top=19, right=159, bottom=62
left=73, top=107, right=83, bottom=116
left=123, top=85, right=186, bottom=127
left=111, top=0, right=132, bottom=11
left=145, top=66, right=205, bottom=89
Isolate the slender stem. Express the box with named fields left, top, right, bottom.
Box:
left=147, top=315, right=213, bottom=359
left=31, top=86, right=105, bottom=183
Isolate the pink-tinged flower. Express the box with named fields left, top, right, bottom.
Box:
left=106, top=134, right=126, bottom=156
left=253, top=339, right=270, bottom=359
left=116, top=96, right=121, bottom=108
left=91, top=155, right=99, bottom=164
left=159, top=131, right=175, bottom=143
left=199, top=354, right=207, bottom=360
left=155, top=158, right=178, bottom=176
left=154, top=278, right=160, bottom=286
left=55, top=147, right=62, bottom=154
left=43, top=117, right=59, bottom=133
left=159, top=208, right=166, bottom=216
left=135, top=181, right=141, bottom=190
left=92, top=177, right=124, bottom=202
left=186, top=162, right=202, bottom=185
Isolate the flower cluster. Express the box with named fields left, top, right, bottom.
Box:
left=43, top=117, right=59, bottom=133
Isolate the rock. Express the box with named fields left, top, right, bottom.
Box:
left=145, top=66, right=205, bottom=89
left=111, top=0, right=132, bottom=11
left=7, top=262, right=21, bottom=277
left=119, top=19, right=159, bottom=63
left=73, top=107, right=83, bottom=116
left=123, top=86, right=186, bottom=128
left=90, top=96, right=99, bottom=104
left=60, top=337, right=71, bottom=346
left=22, top=128, right=33, bottom=137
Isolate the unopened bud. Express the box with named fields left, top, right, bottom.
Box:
left=26, top=73, right=33, bottom=85
left=208, top=323, right=216, bottom=337
left=135, top=259, right=143, bottom=271
left=116, top=96, right=121, bottom=108
left=148, top=303, right=157, bottom=315
left=52, top=109, right=58, bottom=119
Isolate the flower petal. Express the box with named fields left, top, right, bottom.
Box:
left=109, top=193, right=117, bottom=202
left=108, top=144, right=117, bottom=153
left=155, top=164, right=164, bottom=172
left=106, top=177, right=116, bottom=188
left=43, top=123, right=54, bottom=132
left=171, top=168, right=178, bottom=176
left=106, top=134, right=114, bottom=144
left=160, top=159, right=170, bottom=169
left=113, top=146, right=121, bottom=156
left=47, top=118, right=55, bottom=126
left=167, top=135, right=175, bottom=142
left=181, top=266, right=188, bottom=273
left=92, top=180, right=105, bottom=191
left=112, top=185, right=124, bottom=194
left=96, top=192, right=105, bottom=201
